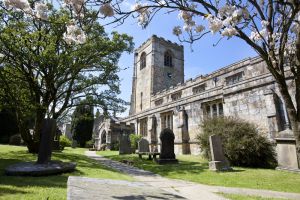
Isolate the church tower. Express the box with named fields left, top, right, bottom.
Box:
left=129, top=35, right=184, bottom=115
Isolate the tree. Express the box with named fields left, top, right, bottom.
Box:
left=71, top=99, right=94, bottom=147
left=0, top=2, right=133, bottom=156
left=94, top=0, right=300, bottom=166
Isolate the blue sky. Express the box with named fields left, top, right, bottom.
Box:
left=103, top=10, right=257, bottom=116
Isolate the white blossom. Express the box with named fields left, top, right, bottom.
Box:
left=261, top=20, right=269, bottom=28
left=64, top=0, right=85, bottom=17
left=63, top=24, right=86, bottom=44
left=221, top=27, right=238, bottom=37
left=195, top=25, right=205, bottom=33
left=178, top=10, right=192, bottom=21
left=173, top=26, right=182, bottom=36
left=157, top=0, right=167, bottom=6
left=206, top=15, right=223, bottom=34
left=3, top=0, right=32, bottom=13
left=35, top=2, right=48, bottom=20
left=99, top=3, right=114, bottom=17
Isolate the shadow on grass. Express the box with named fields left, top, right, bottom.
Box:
left=101, top=153, right=245, bottom=177
left=0, top=148, right=128, bottom=197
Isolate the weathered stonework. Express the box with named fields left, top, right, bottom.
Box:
left=95, top=35, right=296, bottom=156
left=93, top=115, right=134, bottom=151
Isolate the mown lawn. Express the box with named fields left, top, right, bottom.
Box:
left=0, top=145, right=133, bottom=200
left=220, top=193, right=285, bottom=200
left=97, top=151, right=300, bottom=194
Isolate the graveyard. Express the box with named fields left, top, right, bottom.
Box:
left=1, top=1, right=300, bottom=200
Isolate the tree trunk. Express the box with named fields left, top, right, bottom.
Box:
left=15, top=111, right=39, bottom=153
left=34, top=108, right=46, bottom=142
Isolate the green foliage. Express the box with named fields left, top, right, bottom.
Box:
left=197, top=117, right=277, bottom=168
left=9, top=134, right=23, bottom=146
left=60, top=135, right=71, bottom=148
left=0, top=7, right=134, bottom=151
left=85, top=140, right=94, bottom=148
left=71, top=100, right=94, bottom=148
left=0, top=108, right=19, bottom=143
left=110, top=141, right=119, bottom=151
left=129, top=134, right=142, bottom=150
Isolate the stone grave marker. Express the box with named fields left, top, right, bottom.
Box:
left=275, top=130, right=299, bottom=171
left=119, top=131, right=131, bottom=155
left=157, top=128, right=178, bottom=164
left=138, top=138, right=150, bottom=153
left=209, top=134, right=231, bottom=171
left=37, top=119, right=56, bottom=164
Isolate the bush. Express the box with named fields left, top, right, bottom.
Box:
left=85, top=140, right=94, bottom=148
left=60, top=135, right=71, bottom=148
left=197, top=117, right=277, bottom=168
left=129, top=134, right=142, bottom=150
left=110, top=141, right=119, bottom=150
left=9, top=134, right=23, bottom=146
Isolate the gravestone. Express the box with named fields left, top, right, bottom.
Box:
left=275, top=130, right=300, bottom=172
left=37, top=119, right=56, bottom=164
left=119, top=131, right=131, bottom=155
left=53, top=127, right=62, bottom=151
left=157, top=128, right=178, bottom=164
left=138, top=138, right=150, bottom=153
left=209, top=135, right=231, bottom=171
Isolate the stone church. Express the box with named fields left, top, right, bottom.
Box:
left=94, top=35, right=294, bottom=156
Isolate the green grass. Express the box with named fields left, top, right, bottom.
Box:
left=0, top=145, right=133, bottom=200
left=220, top=193, right=285, bottom=200
left=97, top=151, right=300, bottom=194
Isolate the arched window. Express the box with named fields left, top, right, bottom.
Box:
left=140, top=52, right=146, bottom=70
left=164, top=51, right=173, bottom=67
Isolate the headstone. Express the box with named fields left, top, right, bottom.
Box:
left=209, top=135, right=231, bottom=171
left=138, top=138, right=150, bottom=152
left=53, top=127, right=62, bottom=150
left=275, top=130, right=299, bottom=171
left=37, top=119, right=56, bottom=164
left=119, top=131, right=131, bottom=155
left=72, top=140, right=77, bottom=148
left=157, top=128, right=178, bottom=164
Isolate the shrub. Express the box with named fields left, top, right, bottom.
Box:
left=9, top=134, right=23, bottom=146
left=197, top=117, right=277, bottom=168
left=85, top=140, right=94, bottom=148
left=129, top=134, right=142, bottom=150
left=60, top=135, right=71, bottom=148
left=110, top=141, right=119, bottom=150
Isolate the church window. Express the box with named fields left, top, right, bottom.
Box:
left=212, top=104, right=218, bottom=117
left=218, top=103, right=224, bottom=116
left=164, top=51, right=173, bottom=67
left=161, top=112, right=173, bottom=130
left=226, top=72, right=244, bottom=85
left=155, top=99, right=163, bottom=106
left=193, top=84, right=206, bottom=94
left=171, top=91, right=181, bottom=101
left=140, top=92, right=143, bottom=110
left=204, top=100, right=223, bottom=118
left=140, top=52, right=146, bottom=70
left=140, top=118, right=148, bottom=137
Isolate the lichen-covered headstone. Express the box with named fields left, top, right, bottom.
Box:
left=138, top=138, right=150, bottom=153
left=157, top=128, right=178, bottom=164
left=119, top=132, right=131, bottom=154
left=209, top=134, right=231, bottom=171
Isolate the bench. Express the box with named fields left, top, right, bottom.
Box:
left=138, top=152, right=160, bottom=160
